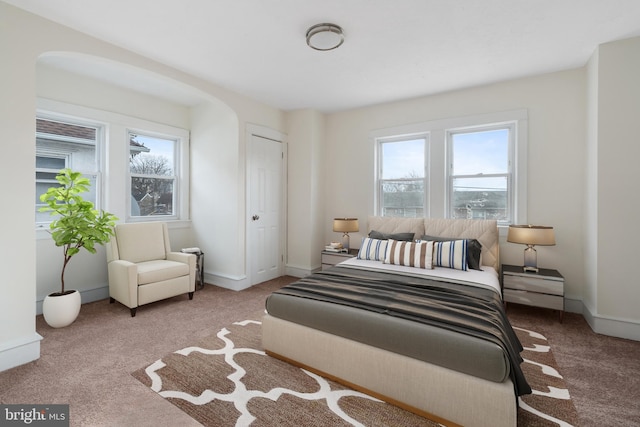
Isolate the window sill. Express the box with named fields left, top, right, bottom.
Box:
left=36, top=219, right=192, bottom=240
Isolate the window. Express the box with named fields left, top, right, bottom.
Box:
left=447, top=125, right=514, bottom=223
left=128, top=131, right=179, bottom=218
left=377, top=136, right=427, bottom=217
left=374, top=110, right=527, bottom=226
left=35, top=117, right=101, bottom=223
left=36, top=99, right=191, bottom=232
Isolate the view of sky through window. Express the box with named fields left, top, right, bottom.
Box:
left=452, top=129, right=508, bottom=176
left=382, top=138, right=424, bottom=179
left=132, top=134, right=175, bottom=169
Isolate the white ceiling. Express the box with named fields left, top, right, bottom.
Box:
left=7, top=0, right=640, bottom=112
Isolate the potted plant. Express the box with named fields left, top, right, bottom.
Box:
left=39, top=168, right=118, bottom=328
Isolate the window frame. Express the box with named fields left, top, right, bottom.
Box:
left=36, top=98, right=191, bottom=238
left=35, top=152, right=69, bottom=214
left=372, top=109, right=528, bottom=229
left=35, top=113, right=104, bottom=226
left=126, top=128, right=183, bottom=222
left=376, top=133, right=430, bottom=218
left=445, top=121, right=516, bottom=225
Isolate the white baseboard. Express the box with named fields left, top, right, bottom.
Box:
left=582, top=305, right=640, bottom=342
left=565, top=297, right=640, bottom=342
left=203, top=272, right=250, bottom=291
left=36, top=285, right=109, bottom=315
left=0, top=332, right=43, bottom=372
left=284, top=264, right=317, bottom=278
left=37, top=282, right=640, bottom=343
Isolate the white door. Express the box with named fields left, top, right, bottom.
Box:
left=249, top=134, right=283, bottom=285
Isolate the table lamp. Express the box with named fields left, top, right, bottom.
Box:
left=333, top=218, right=359, bottom=251
left=507, top=225, right=555, bottom=273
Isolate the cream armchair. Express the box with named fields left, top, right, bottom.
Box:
left=106, top=222, right=196, bottom=316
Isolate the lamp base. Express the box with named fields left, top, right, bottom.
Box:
left=523, top=245, right=538, bottom=273
left=341, top=233, right=350, bottom=251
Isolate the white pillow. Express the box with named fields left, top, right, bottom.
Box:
left=357, top=237, right=388, bottom=261
left=433, top=240, right=468, bottom=271
left=384, top=240, right=434, bottom=269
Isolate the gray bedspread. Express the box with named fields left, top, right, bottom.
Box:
left=266, top=265, right=531, bottom=396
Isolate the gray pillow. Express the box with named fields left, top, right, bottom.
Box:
left=421, top=235, right=483, bottom=271
left=368, top=230, right=415, bottom=241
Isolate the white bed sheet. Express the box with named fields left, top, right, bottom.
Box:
left=336, top=257, right=502, bottom=297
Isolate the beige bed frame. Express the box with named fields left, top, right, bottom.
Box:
left=263, top=217, right=516, bottom=427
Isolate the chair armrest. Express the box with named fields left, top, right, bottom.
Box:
left=107, top=260, right=138, bottom=308
left=167, top=251, right=195, bottom=265
left=167, top=252, right=196, bottom=291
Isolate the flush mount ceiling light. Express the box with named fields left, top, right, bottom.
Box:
left=306, top=23, right=344, bottom=51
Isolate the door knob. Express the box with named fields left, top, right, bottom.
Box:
left=252, top=214, right=260, bottom=221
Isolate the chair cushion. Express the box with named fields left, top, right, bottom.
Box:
left=115, top=222, right=167, bottom=263
left=136, top=260, right=190, bottom=285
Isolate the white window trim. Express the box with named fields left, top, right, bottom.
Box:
left=376, top=133, right=430, bottom=218
left=371, top=109, right=528, bottom=232
left=35, top=114, right=104, bottom=179
left=445, top=121, right=516, bottom=225
left=36, top=98, right=191, bottom=240
left=35, top=112, right=104, bottom=229
left=126, top=127, right=188, bottom=222
left=35, top=153, right=70, bottom=212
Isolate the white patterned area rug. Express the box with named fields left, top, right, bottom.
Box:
left=132, top=314, right=578, bottom=426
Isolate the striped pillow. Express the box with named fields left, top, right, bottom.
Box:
left=433, top=239, right=468, bottom=271
left=357, top=237, right=388, bottom=261
left=384, top=240, right=434, bottom=269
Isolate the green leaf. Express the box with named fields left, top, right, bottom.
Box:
left=41, top=169, right=118, bottom=293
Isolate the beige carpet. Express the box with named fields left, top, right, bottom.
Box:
left=132, top=312, right=578, bottom=426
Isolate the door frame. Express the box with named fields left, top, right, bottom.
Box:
left=245, top=124, right=287, bottom=286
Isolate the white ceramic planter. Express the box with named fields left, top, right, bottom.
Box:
left=43, top=290, right=81, bottom=328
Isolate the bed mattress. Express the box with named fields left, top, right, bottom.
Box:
left=265, top=262, right=530, bottom=395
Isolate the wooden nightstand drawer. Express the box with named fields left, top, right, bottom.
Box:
left=504, top=289, right=564, bottom=310
left=503, top=274, right=563, bottom=296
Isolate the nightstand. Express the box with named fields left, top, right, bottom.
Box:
left=321, top=249, right=357, bottom=270
left=501, top=264, right=565, bottom=322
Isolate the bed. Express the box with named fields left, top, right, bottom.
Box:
left=262, top=216, right=530, bottom=427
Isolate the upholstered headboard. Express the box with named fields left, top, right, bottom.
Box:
left=367, top=216, right=500, bottom=270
